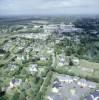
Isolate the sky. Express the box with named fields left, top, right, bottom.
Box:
left=0, top=0, right=99, bottom=16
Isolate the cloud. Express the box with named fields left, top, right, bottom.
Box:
left=0, top=0, right=99, bottom=15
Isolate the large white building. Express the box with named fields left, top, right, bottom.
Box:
left=43, top=23, right=82, bottom=33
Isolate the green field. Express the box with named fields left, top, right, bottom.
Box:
left=80, top=59, right=99, bottom=69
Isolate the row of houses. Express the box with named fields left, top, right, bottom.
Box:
left=57, top=75, right=96, bottom=89
left=47, top=74, right=97, bottom=100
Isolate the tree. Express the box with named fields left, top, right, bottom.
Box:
left=19, top=92, right=26, bottom=100
left=11, top=92, right=20, bottom=100
left=69, top=58, right=73, bottom=66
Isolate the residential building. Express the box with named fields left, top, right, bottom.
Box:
left=10, top=79, right=22, bottom=88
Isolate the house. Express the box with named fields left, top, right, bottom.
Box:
left=52, top=82, right=61, bottom=89
left=33, top=47, right=40, bottom=52
left=78, top=79, right=96, bottom=89
left=58, top=57, right=65, bottom=66
left=73, top=76, right=79, bottom=81
left=84, top=90, right=99, bottom=100
left=57, top=75, right=73, bottom=84
left=52, top=79, right=61, bottom=89
left=16, top=55, right=25, bottom=61
left=47, top=48, right=54, bottom=54
left=10, top=79, right=22, bottom=88
left=87, top=81, right=96, bottom=89
left=29, top=64, right=38, bottom=74
left=40, top=56, right=47, bottom=61
left=55, top=39, right=60, bottom=44
left=58, top=53, right=67, bottom=66
left=33, top=25, right=40, bottom=28
left=77, top=79, right=87, bottom=88
left=25, top=48, right=30, bottom=53
left=52, top=87, right=59, bottom=93
left=7, top=64, right=17, bottom=71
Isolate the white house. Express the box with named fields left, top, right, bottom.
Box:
left=40, top=56, right=47, bottom=61
left=52, top=87, right=59, bottom=93
left=25, top=48, right=30, bottom=53
left=77, top=79, right=87, bottom=88
left=33, top=25, right=40, bottom=28
left=58, top=53, right=66, bottom=66
left=29, top=64, right=38, bottom=74
left=58, top=75, right=73, bottom=84
left=16, top=55, right=25, bottom=61
left=10, top=79, right=22, bottom=88
left=47, top=96, right=53, bottom=100
left=55, top=39, right=60, bottom=44
left=73, top=76, right=79, bottom=81
left=33, top=47, right=40, bottom=52
left=87, top=81, right=96, bottom=89
left=58, top=57, right=65, bottom=66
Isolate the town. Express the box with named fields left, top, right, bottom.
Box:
left=0, top=16, right=99, bottom=100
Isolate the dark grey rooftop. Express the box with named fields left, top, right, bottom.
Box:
left=85, top=90, right=99, bottom=100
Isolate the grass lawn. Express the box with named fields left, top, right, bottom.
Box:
left=69, top=66, right=95, bottom=78
left=70, top=88, right=77, bottom=96
left=94, top=70, right=99, bottom=77
left=80, top=59, right=99, bottom=69
left=69, top=67, right=80, bottom=76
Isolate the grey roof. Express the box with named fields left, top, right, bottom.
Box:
left=85, top=96, right=93, bottom=100
left=52, top=82, right=62, bottom=88
left=87, top=81, right=96, bottom=87
left=12, top=79, right=19, bottom=84
left=78, top=79, right=87, bottom=83
left=85, top=90, right=99, bottom=100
